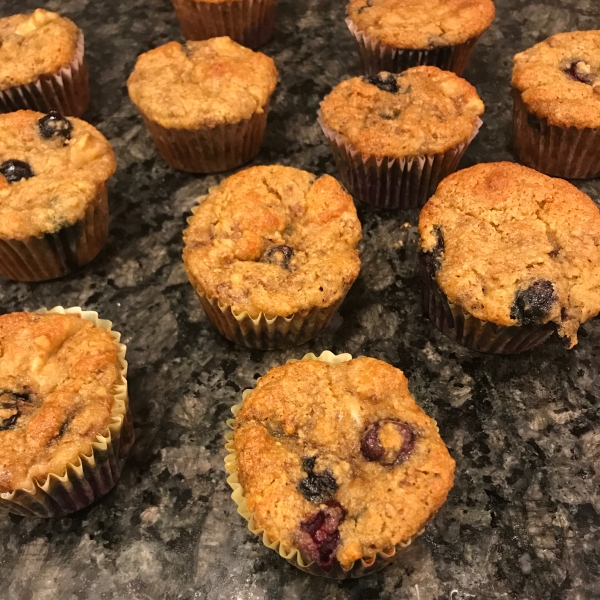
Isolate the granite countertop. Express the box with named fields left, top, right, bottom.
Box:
left=1, top=0, right=599, bottom=598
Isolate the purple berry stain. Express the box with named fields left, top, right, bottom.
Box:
left=361, top=419, right=416, bottom=466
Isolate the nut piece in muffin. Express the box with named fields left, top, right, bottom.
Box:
left=231, top=356, right=455, bottom=572
left=183, top=165, right=362, bottom=349
left=127, top=36, right=278, bottom=173
left=0, top=9, right=89, bottom=116
left=0, top=110, right=116, bottom=281
left=419, top=162, right=600, bottom=349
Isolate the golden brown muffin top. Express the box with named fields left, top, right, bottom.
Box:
left=320, top=67, right=484, bottom=158
left=0, top=312, right=122, bottom=493
left=512, top=31, right=600, bottom=129
left=0, top=9, right=80, bottom=91
left=183, top=166, right=362, bottom=317
left=233, top=357, right=455, bottom=570
left=347, top=0, right=495, bottom=49
left=127, top=37, right=278, bottom=130
left=419, top=162, right=600, bottom=347
left=0, top=110, right=116, bottom=240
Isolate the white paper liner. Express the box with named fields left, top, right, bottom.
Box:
left=0, top=307, right=134, bottom=517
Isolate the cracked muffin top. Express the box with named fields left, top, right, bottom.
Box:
left=346, top=0, right=495, bottom=50
left=418, top=162, right=600, bottom=347
left=233, top=356, right=455, bottom=571
left=127, top=36, right=278, bottom=130
left=183, top=165, right=362, bottom=317
left=0, top=312, right=122, bottom=493
left=0, top=110, right=116, bottom=240
left=512, top=31, right=600, bottom=129
left=319, top=66, right=484, bottom=157
left=0, top=9, right=81, bottom=91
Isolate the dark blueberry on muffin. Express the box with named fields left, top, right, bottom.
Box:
left=563, top=59, right=594, bottom=85
left=38, top=110, right=73, bottom=141
left=510, top=280, right=556, bottom=326
left=0, top=159, right=34, bottom=183
left=298, top=456, right=338, bottom=503
left=262, top=244, right=294, bottom=270
left=363, top=73, right=399, bottom=93
left=361, top=419, right=416, bottom=466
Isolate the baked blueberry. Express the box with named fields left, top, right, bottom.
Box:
left=422, top=226, right=444, bottom=276
left=0, top=390, right=32, bottom=431
left=0, top=160, right=34, bottom=183
left=357, top=0, right=373, bottom=13
left=563, top=60, right=594, bottom=85
left=297, top=456, right=338, bottom=503
left=262, top=244, right=294, bottom=270
left=361, top=419, right=416, bottom=466
left=363, top=73, right=399, bottom=94
left=510, top=279, right=556, bottom=325
left=38, top=111, right=73, bottom=141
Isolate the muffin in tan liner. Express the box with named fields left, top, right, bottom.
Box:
left=319, top=67, right=484, bottom=209
left=345, top=0, right=495, bottom=76
left=0, top=110, right=116, bottom=281
left=225, top=351, right=455, bottom=578
left=0, top=307, right=134, bottom=518
left=419, top=162, right=600, bottom=353
left=512, top=31, right=600, bottom=179
left=183, top=166, right=362, bottom=350
left=127, top=37, right=277, bottom=174
left=171, top=0, right=278, bottom=49
left=0, top=9, right=89, bottom=117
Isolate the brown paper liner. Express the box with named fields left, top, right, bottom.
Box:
left=0, top=33, right=89, bottom=117
left=419, top=254, right=555, bottom=354
left=0, top=307, right=134, bottom=518
left=319, top=113, right=482, bottom=209
left=346, top=18, right=479, bottom=77
left=0, top=184, right=109, bottom=282
left=512, top=91, right=600, bottom=179
left=224, top=350, right=423, bottom=578
left=171, top=0, right=278, bottom=49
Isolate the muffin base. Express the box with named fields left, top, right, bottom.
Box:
left=346, top=18, right=479, bottom=76
left=225, top=350, right=423, bottom=578
left=0, top=307, right=134, bottom=518
left=512, top=91, right=600, bottom=179
left=171, top=0, right=278, bottom=49
left=319, top=114, right=482, bottom=209
left=0, top=33, right=89, bottom=117
left=0, top=184, right=109, bottom=282
left=419, top=254, right=555, bottom=354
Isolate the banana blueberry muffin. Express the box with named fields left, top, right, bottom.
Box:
left=231, top=356, right=455, bottom=573
left=512, top=30, right=600, bottom=178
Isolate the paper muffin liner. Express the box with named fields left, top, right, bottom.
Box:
left=0, top=306, right=134, bottom=518
left=346, top=18, right=479, bottom=77
left=0, top=32, right=89, bottom=117
left=224, top=350, right=424, bottom=578
left=0, top=183, right=109, bottom=282
left=418, top=254, right=555, bottom=354
left=512, top=91, right=600, bottom=179
left=319, top=113, right=482, bottom=209
left=171, top=0, right=278, bottom=49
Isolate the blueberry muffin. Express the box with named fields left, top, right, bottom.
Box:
left=512, top=30, right=600, bottom=178
left=127, top=36, right=277, bottom=173
left=319, top=66, right=484, bottom=208
left=346, top=0, right=495, bottom=76
left=182, top=166, right=362, bottom=349
left=418, top=162, right=600, bottom=353
left=0, top=309, right=133, bottom=517
left=0, top=110, right=116, bottom=281
left=226, top=353, right=455, bottom=577
left=0, top=9, right=89, bottom=116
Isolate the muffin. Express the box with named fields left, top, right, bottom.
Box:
left=127, top=37, right=277, bottom=173
left=171, top=0, right=278, bottom=49
left=512, top=31, right=600, bottom=179
left=0, top=110, right=116, bottom=281
left=225, top=351, right=455, bottom=578
left=319, top=67, right=484, bottom=209
left=0, top=307, right=134, bottom=517
left=418, top=162, right=600, bottom=353
left=0, top=9, right=89, bottom=117
left=346, top=0, right=495, bottom=76
left=182, top=166, right=362, bottom=349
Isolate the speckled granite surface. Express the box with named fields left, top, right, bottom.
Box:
left=1, top=0, right=599, bottom=598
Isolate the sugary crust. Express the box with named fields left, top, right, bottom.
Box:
left=127, top=37, right=278, bottom=130
left=0, top=110, right=116, bottom=240
left=320, top=66, right=484, bottom=157
left=0, top=9, right=80, bottom=91
left=512, top=31, right=600, bottom=129
left=418, top=162, right=600, bottom=346
left=234, top=357, right=455, bottom=569
left=347, top=0, right=495, bottom=50
left=0, top=312, right=121, bottom=493
left=183, top=165, right=362, bottom=317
